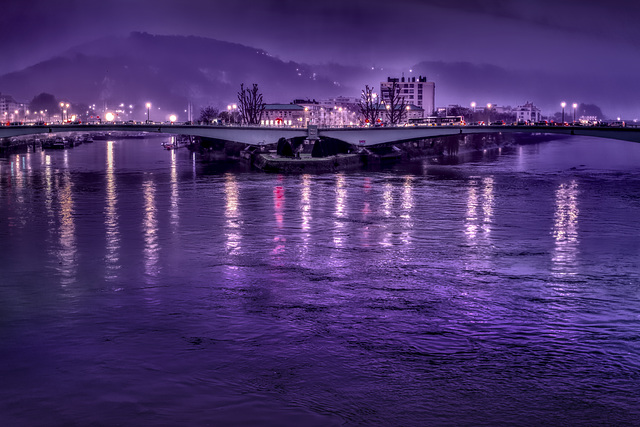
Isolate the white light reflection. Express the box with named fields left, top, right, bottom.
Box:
left=300, top=174, right=312, bottom=257
left=57, top=171, right=77, bottom=286
left=105, top=141, right=120, bottom=279
left=12, top=154, right=26, bottom=228
left=360, top=177, right=372, bottom=247
left=464, top=177, right=494, bottom=241
left=400, top=175, right=414, bottom=245
left=381, top=181, right=394, bottom=247
left=552, top=180, right=580, bottom=277
left=224, top=173, right=241, bottom=256
left=333, top=173, right=346, bottom=248
left=143, top=176, right=160, bottom=280
left=170, top=149, right=179, bottom=229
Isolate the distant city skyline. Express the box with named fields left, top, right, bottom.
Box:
left=1, top=0, right=639, bottom=117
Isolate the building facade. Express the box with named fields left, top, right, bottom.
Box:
left=380, top=76, right=435, bottom=117
left=0, top=94, right=24, bottom=123
left=514, top=102, right=541, bottom=123
left=261, top=104, right=306, bottom=126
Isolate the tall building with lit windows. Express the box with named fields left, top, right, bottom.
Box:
left=380, top=76, right=435, bottom=117
left=0, top=93, right=23, bottom=122
left=514, top=101, right=541, bottom=123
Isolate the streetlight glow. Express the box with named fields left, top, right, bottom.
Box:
left=561, top=102, right=566, bottom=123
left=169, top=114, right=177, bottom=123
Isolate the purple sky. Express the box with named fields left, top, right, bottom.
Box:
left=2, top=0, right=639, bottom=114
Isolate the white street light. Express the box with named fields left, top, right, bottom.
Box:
left=169, top=114, right=177, bottom=123
left=561, top=102, right=566, bottom=124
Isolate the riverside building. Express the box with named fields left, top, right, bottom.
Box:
left=380, top=76, right=435, bottom=117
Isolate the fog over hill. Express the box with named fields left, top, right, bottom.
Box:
left=0, top=32, right=635, bottom=118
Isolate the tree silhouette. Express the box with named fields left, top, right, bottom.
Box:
left=28, top=93, right=59, bottom=116
left=237, top=83, right=265, bottom=125
left=198, top=106, right=219, bottom=124
left=382, top=80, right=408, bottom=125
left=358, top=85, right=381, bottom=126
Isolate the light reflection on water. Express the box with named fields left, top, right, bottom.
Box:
left=105, top=141, right=120, bottom=280
left=552, top=180, right=580, bottom=277
left=170, top=149, right=179, bottom=229
left=333, top=173, right=346, bottom=248
left=56, top=169, right=76, bottom=286
left=224, top=172, right=241, bottom=256
left=0, top=136, right=639, bottom=426
left=142, top=175, right=159, bottom=280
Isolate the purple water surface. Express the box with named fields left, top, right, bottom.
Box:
left=0, top=136, right=639, bottom=425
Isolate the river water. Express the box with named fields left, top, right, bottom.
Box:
left=1, top=135, right=639, bottom=426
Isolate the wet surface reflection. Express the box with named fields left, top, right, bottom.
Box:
left=0, top=136, right=639, bottom=426
left=224, top=172, right=241, bottom=256
left=56, top=170, right=76, bottom=286
left=105, top=141, right=120, bottom=280
left=552, top=180, right=580, bottom=277
left=142, top=175, right=159, bottom=280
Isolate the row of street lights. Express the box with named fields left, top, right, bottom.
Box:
left=227, top=104, right=237, bottom=124
left=561, top=102, right=579, bottom=123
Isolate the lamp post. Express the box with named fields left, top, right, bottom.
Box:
left=59, top=102, right=65, bottom=122
left=487, top=103, right=492, bottom=125
left=471, top=102, right=476, bottom=123
left=232, top=104, right=237, bottom=125
left=227, top=105, right=232, bottom=125
left=146, top=103, right=151, bottom=123
left=572, top=103, right=577, bottom=123
left=561, top=102, right=566, bottom=124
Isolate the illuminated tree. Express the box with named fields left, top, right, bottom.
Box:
left=381, top=80, right=408, bottom=125
left=237, top=83, right=265, bottom=125
left=357, top=85, right=381, bottom=125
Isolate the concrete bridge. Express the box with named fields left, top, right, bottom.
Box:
left=2, top=123, right=640, bottom=147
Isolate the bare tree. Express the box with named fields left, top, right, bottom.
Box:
left=382, top=80, right=408, bottom=125
left=358, top=85, right=381, bottom=126
left=237, top=83, right=265, bottom=125
left=198, top=106, right=219, bottom=124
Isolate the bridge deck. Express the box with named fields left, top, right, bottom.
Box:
left=1, top=124, right=639, bottom=146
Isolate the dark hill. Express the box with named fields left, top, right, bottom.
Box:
left=0, top=32, right=347, bottom=112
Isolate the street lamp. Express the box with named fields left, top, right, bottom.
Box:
left=146, top=103, right=151, bottom=123
left=487, top=103, right=492, bottom=125
left=572, top=103, right=578, bottom=123
left=561, top=102, right=566, bottom=124
left=169, top=114, right=177, bottom=124
left=232, top=104, right=237, bottom=125
left=59, top=102, right=65, bottom=122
